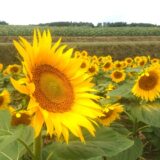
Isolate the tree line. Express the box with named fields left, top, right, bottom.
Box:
left=0, top=20, right=159, bottom=27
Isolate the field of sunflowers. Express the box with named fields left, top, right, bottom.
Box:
left=1, top=29, right=160, bottom=160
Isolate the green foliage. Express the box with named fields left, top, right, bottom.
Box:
left=0, top=21, right=8, bottom=25
left=39, top=21, right=94, bottom=27
left=108, top=138, right=143, bottom=160
left=0, top=110, right=34, bottom=160
left=129, top=102, right=160, bottom=127
left=107, top=80, right=134, bottom=98
left=1, top=25, right=160, bottom=36
left=42, top=127, right=134, bottom=160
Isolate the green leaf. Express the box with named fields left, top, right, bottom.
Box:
left=0, top=110, right=34, bottom=159
left=108, top=80, right=134, bottom=98
left=0, top=142, right=19, bottom=160
left=130, top=102, right=160, bottom=127
left=108, top=138, right=143, bottom=160
left=43, top=127, right=134, bottom=160
left=0, top=110, right=11, bottom=129
left=87, top=157, right=103, bottom=160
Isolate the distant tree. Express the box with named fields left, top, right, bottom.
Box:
left=0, top=21, right=8, bottom=25
left=39, top=21, right=94, bottom=27
left=104, top=22, right=127, bottom=27
left=97, top=23, right=102, bottom=27
left=129, top=23, right=157, bottom=27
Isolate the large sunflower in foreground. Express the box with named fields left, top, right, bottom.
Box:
left=11, top=30, right=103, bottom=142
left=132, top=65, right=160, bottom=101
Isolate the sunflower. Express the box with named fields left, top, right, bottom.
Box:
left=80, top=58, right=90, bottom=71
left=102, top=61, right=113, bottom=72
left=151, top=58, right=160, bottom=64
left=11, top=29, right=103, bottom=142
left=74, top=51, right=81, bottom=59
left=88, top=63, right=99, bottom=76
left=81, top=50, right=88, bottom=57
left=92, top=55, right=98, bottom=62
left=114, top=61, right=123, bottom=69
left=106, top=83, right=115, bottom=91
left=105, top=55, right=112, bottom=62
left=111, top=70, right=126, bottom=83
left=98, top=103, right=123, bottom=126
left=98, top=56, right=105, bottom=64
left=3, top=64, right=22, bottom=75
left=0, top=89, right=11, bottom=109
left=125, top=57, right=133, bottom=66
left=134, top=56, right=141, bottom=63
left=0, top=63, right=3, bottom=72
left=132, top=65, right=160, bottom=101
left=137, top=56, right=148, bottom=67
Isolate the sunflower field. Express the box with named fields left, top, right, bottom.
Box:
left=0, top=29, right=160, bottom=160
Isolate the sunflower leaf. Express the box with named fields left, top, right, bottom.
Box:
left=107, top=80, right=134, bottom=98
left=0, top=110, right=34, bottom=159
left=42, top=127, right=134, bottom=160
left=108, top=138, right=143, bottom=160
left=129, top=102, right=160, bottom=127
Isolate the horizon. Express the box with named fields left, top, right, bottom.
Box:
left=1, top=21, right=160, bottom=26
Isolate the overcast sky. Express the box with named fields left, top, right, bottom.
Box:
left=1, top=0, right=160, bottom=25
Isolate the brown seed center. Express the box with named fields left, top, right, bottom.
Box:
left=0, top=96, right=4, bottom=106
left=80, top=62, right=87, bottom=68
left=104, top=62, right=111, bottom=69
left=88, top=66, right=96, bottom=73
left=10, top=67, right=19, bottom=73
left=139, top=72, right=158, bottom=90
left=113, top=71, right=123, bottom=79
left=32, top=65, right=74, bottom=113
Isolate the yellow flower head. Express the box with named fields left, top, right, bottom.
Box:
left=151, top=58, right=160, bottom=64
left=74, top=51, right=82, bottom=59
left=111, top=70, right=126, bottom=83
left=3, top=64, right=22, bottom=75
left=134, top=56, right=141, bottom=63
left=11, top=29, right=103, bottom=143
left=98, top=103, right=123, bottom=126
left=137, top=56, right=148, bottom=67
left=92, top=55, right=98, bottom=62
left=98, top=56, right=105, bottom=64
left=81, top=50, right=88, bottom=57
left=105, top=83, right=115, bottom=91
left=0, top=63, right=3, bottom=72
left=88, top=63, right=99, bottom=76
left=132, top=65, right=160, bottom=101
left=102, top=61, right=113, bottom=72
left=114, top=61, right=123, bottom=69
left=80, top=59, right=89, bottom=70
left=125, top=57, right=133, bottom=66
left=0, top=89, right=11, bottom=109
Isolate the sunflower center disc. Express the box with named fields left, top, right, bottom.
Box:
left=33, top=65, right=74, bottom=113
left=0, top=96, right=4, bottom=106
left=10, top=67, right=19, bottom=73
left=114, top=71, right=122, bottom=79
left=104, top=62, right=111, bottom=69
left=139, top=72, right=158, bottom=90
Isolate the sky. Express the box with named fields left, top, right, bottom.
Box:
left=1, top=0, right=160, bottom=25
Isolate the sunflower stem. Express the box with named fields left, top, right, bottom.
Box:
left=34, top=132, right=42, bottom=160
